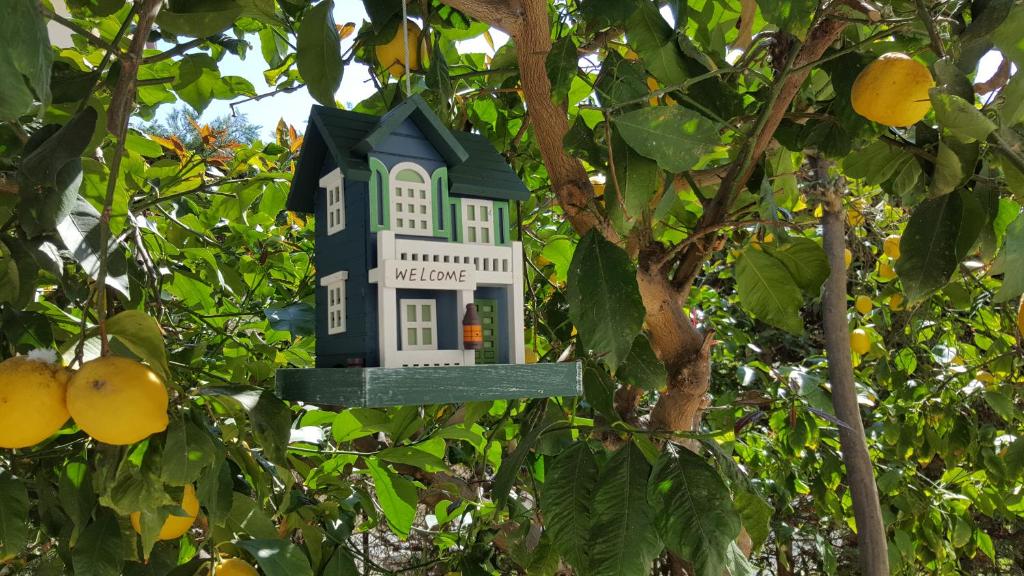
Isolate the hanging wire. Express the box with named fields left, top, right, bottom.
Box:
left=400, top=0, right=412, bottom=95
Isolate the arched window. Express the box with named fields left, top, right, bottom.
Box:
left=389, top=162, right=432, bottom=236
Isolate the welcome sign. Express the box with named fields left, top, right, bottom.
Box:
left=382, top=260, right=476, bottom=290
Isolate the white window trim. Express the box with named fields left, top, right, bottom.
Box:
left=321, top=270, right=348, bottom=335
left=320, top=169, right=345, bottom=235
left=399, top=298, right=437, bottom=351
left=461, top=198, right=493, bottom=245
left=388, top=162, right=433, bottom=237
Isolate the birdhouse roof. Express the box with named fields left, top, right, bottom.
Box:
left=287, top=95, right=530, bottom=213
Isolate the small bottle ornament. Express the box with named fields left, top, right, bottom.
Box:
left=462, top=303, right=483, bottom=350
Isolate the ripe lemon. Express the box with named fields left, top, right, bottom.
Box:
left=975, top=370, right=994, bottom=383
left=878, top=259, right=897, bottom=280
left=844, top=248, right=853, bottom=269
left=130, top=484, right=199, bottom=541
left=855, top=295, right=873, bottom=315
left=883, top=235, right=901, bottom=259
left=847, top=208, right=865, bottom=227
left=850, top=329, right=871, bottom=355
left=67, top=356, right=169, bottom=445
left=889, top=293, right=905, bottom=311
left=851, top=52, right=935, bottom=127
left=375, top=20, right=421, bottom=77
left=215, top=558, right=259, bottom=576
left=0, top=354, right=71, bottom=448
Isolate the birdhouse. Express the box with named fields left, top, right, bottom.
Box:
left=276, top=96, right=581, bottom=407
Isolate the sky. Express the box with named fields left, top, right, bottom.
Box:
left=46, top=0, right=1008, bottom=140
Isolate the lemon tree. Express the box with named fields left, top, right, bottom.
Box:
left=1, top=1, right=1024, bottom=575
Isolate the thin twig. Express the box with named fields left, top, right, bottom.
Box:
left=40, top=6, right=117, bottom=52
left=142, top=38, right=205, bottom=64
left=229, top=84, right=306, bottom=116
left=915, top=0, right=945, bottom=58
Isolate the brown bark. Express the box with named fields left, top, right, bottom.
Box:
left=813, top=155, right=889, bottom=575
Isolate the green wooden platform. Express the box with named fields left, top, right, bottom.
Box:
left=276, top=362, right=581, bottom=407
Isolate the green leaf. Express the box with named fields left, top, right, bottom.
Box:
left=567, top=230, right=645, bottom=370
left=377, top=437, right=448, bottom=472
left=930, top=140, right=965, bottom=196
left=983, top=390, right=1016, bottom=422
left=235, top=539, right=315, bottom=576
left=582, top=361, right=618, bottom=422
left=617, top=334, right=667, bottom=391
left=588, top=442, right=662, bottom=576
left=896, top=190, right=984, bottom=301
left=1000, top=72, right=1024, bottom=127
left=648, top=448, right=740, bottom=576
left=975, top=529, right=996, bottom=561
left=196, top=455, right=233, bottom=525
left=611, top=133, right=660, bottom=220
left=161, top=414, right=218, bottom=485
left=0, top=0, right=52, bottom=119
left=734, top=246, right=805, bottom=334
left=332, top=408, right=388, bottom=442
left=322, top=547, right=359, bottom=575
left=626, top=2, right=687, bottom=85
left=19, top=107, right=96, bottom=189
left=757, top=0, right=817, bottom=39
left=991, top=4, right=1024, bottom=66
left=492, top=402, right=547, bottom=510
left=614, top=107, right=721, bottom=173
left=733, top=490, right=773, bottom=552
left=72, top=508, right=124, bottom=576
left=156, top=0, right=243, bottom=38
left=250, top=391, right=292, bottom=465
left=764, top=237, right=829, bottom=294
left=0, top=473, right=29, bottom=562
left=994, top=213, right=1024, bottom=302
left=0, top=246, right=18, bottom=305
left=106, top=310, right=171, bottom=382
left=546, top=36, right=578, bottom=103
left=365, top=459, right=417, bottom=540
left=540, top=236, right=575, bottom=283
left=930, top=91, right=997, bottom=142
left=542, top=442, right=598, bottom=574
left=225, top=493, right=278, bottom=539
left=595, top=51, right=648, bottom=108
left=59, top=460, right=96, bottom=542
left=172, top=54, right=229, bottom=114
left=296, top=0, right=344, bottom=107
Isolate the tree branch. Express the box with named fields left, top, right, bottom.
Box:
left=142, top=38, right=205, bottom=64
left=813, top=154, right=889, bottom=575
left=669, top=17, right=849, bottom=297
left=437, top=0, right=524, bottom=35
left=40, top=6, right=118, bottom=52
left=96, top=0, right=164, bottom=355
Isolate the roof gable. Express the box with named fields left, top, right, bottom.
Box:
left=354, top=96, right=469, bottom=166
left=286, top=96, right=529, bottom=213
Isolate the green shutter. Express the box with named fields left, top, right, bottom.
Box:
left=449, top=197, right=462, bottom=242
left=431, top=166, right=450, bottom=238
left=369, top=157, right=390, bottom=232
left=495, top=201, right=511, bottom=245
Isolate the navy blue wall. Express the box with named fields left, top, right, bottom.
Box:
left=315, top=159, right=377, bottom=368
left=394, top=289, right=458, bottom=350
left=373, top=118, right=445, bottom=176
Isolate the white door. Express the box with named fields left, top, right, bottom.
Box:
left=400, top=299, right=437, bottom=351
left=390, top=162, right=432, bottom=236
left=461, top=199, right=492, bottom=244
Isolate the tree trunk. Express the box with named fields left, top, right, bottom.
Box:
left=813, top=155, right=890, bottom=575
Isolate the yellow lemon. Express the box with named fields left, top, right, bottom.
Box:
left=525, top=348, right=539, bottom=364
left=855, top=295, right=873, bottom=315
left=850, top=329, right=871, bottom=355
left=878, top=259, right=897, bottom=280
left=975, top=370, right=994, bottom=383
left=0, top=354, right=71, bottom=448
left=851, top=52, right=935, bottom=127
left=375, top=20, right=422, bottom=77
left=844, top=248, right=853, bottom=270
left=889, top=293, right=905, bottom=311
left=593, top=182, right=605, bottom=198
left=130, top=484, right=199, bottom=541
left=847, top=208, right=865, bottom=227
left=214, top=558, right=259, bottom=576
left=883, top=235, right=901, bottom=260
left=67, top=356, right=169, bottom=445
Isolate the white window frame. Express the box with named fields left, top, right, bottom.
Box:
left=321, top=270, right=348, bottom=335
left=320, top=169, right=345, bottom=235
left=388, top=162, right=433, bottom=237
left=399, top=298, right=437, bottom=351
left=461, top=198, right=493, bottom=245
